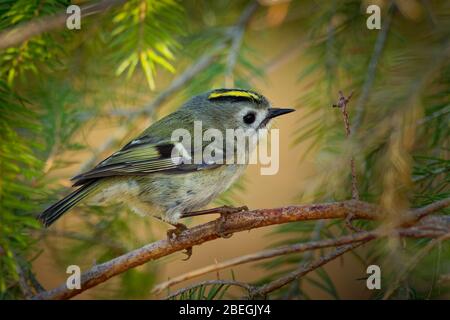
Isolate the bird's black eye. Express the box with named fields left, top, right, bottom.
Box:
left=243, top=112, right=256, bottom=124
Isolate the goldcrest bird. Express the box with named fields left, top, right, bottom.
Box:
left=38, top=88, right=294, bottom=228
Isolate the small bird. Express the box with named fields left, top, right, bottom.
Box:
left=38, top=89, right=294, bottom=232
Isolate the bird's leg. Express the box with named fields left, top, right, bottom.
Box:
left=155, top=217, right=192, bottom=260
left=181, top=205, right=249, bottom=239
left=180, top=205, right=249, bottom=218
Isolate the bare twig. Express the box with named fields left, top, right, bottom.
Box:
left=0, top=0, right=126, bottom=51
left=249, top=242, right=367, bottom=298
left=165, top=279, right=254, bottom=300
left=333, top=90, right=358, bottom=201
left=13, top=256, right=34, bottom=299
left=407, top=198, right=450, bottom=223
left=12, top=251, right=45, bottom=299
left=32, top=198, right=449, bottom=300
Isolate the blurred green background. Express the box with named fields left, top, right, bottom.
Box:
left=0, top=0, right=449, bottom=299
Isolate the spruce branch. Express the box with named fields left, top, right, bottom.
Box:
left=32, top=198, right=449, bottom=300
left=153, top=223, right=447, bottom=295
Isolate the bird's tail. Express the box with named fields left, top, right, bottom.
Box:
left=38, top=180, right=100, bottom=227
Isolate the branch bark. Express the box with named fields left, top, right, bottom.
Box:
left=32, top=198, right=449, bottom=300
left=153, top=224, right=447, bottom=295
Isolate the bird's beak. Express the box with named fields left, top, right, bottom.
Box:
left=267, top=108, right=295, bottom=119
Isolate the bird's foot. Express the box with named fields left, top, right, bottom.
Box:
left=166, top=222, right=192, bottom=260
left=166, top=222, right=187, bottom=240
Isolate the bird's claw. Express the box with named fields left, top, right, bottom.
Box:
left=181, top=247, right=193, bottom=261
left=166, top=223, right=193, bottom=261
left=166, top=222, right=188, bottom=240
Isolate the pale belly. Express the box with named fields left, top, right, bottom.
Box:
left=138, top=164, right=246, bottom=222
left=87, top=164, right=246, bottom=223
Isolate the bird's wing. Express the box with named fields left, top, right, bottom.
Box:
left=70, top=137, right=222, bottom=187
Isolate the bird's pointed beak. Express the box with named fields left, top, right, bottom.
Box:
left=267, top=108, right=295, bottom=119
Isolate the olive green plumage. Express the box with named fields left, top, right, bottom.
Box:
left=38, top=88, right=294, bottom=227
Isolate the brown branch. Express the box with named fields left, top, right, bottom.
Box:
left=13, top=253, right=34, bottom=299
left=154, top=227, right=370, bottom=295
left=32, top=198, right=449, bottom=300
left=0, top=0, right=126, bottom=51
left=32, top=200, right=374, bottom=300
left=407, top=197, right=450, bottom=222
left=153, top=223, right=448, bottom=295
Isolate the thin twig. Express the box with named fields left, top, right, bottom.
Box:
left=13, top=255, right=34, bottom=299
left=333, top=90, right=358, bottom=200
left=406, top=198, right=450, bottom=224
left=76, top=2, right=258, bottom=173
left=249, top=242, right=368, bottom=298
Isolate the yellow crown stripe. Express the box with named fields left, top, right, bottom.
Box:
left=208, top=90, right=259, bottom=101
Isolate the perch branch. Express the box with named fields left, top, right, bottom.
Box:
left=32, top=198, right=449, bottom=300
left=153, top=223, right=448, bottom=295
